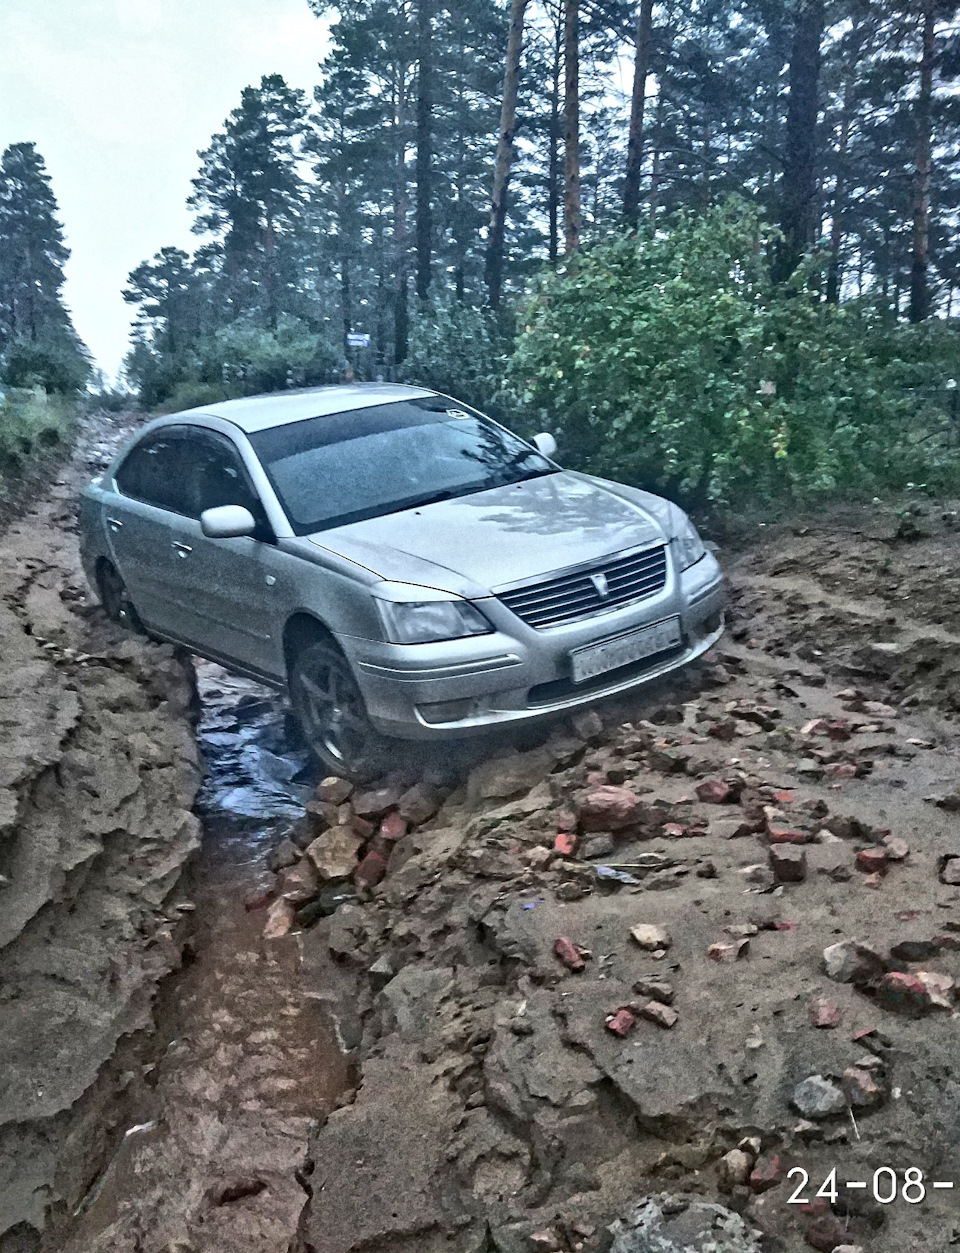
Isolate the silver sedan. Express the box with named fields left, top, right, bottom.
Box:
left=79, top=384, right=725, bottom=777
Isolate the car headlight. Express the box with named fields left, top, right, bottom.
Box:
left=672, top=516, right=706, bottom=571
left=377, top=597, right=493, bottom=644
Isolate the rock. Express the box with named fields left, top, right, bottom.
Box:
left=916, top=969, right=955, bottom=1009
left=262, top=898, right=297, bottom=939
left=933, top=791, right=960, bottom=813
left=276, top=858, right=319, bottom=904
left=379, top=811, right=408, bottom=840
left=739, top=863, right=776, bottom=889
left=882, top=835, right=909, bottom=860
left=855, top=847, right=888, bottom=875
left=749, top=1152, right=782, bottom=1193
left=710, top=816, right=758, bottom=840
left=397, top=782, right=441, bottom=825
left=939, top=855, right=960, bottom=885
left=630, top=923, right=671, bottom=951
left=889, top=938, right=939, bottom=962
left=767, top=826, right=815, bottom=844
left=808, top=997, right=841, bottom=1029
left=842, top=1065, right=885, bottom=1109
left=833, top=1247, right=865, bottom=1253
left=354, top=850, right=387, bottom=889
left=874, top=971, right=930, bottom=1015
left=368, top=954, right=395, bottom=990
left=608, top=1195, right=763, bottom=1252
left=791, top=1075, right=846, bottom=1119
left=582, top=833, right=616, bottom=859
left=805, top=1215, right=848, bottom=1251
left=639, top=1000, right=678, bottom=1029
left=708, top=938, right=749, bottom=962
left=268, top=838, right=300, bottom=871
left=696, top=779, right=738, bottom=804
left=317, top=776, right=353, bottom=804
left=553, top=831, right=577, bottom=856
left=525, top=845, right=553, bottom=869
left=209, top=1175, right=268, bottom=1205
left=528, top=1230, right=562, bottom=1252
left=572, top=708, right=604, bottom=741
left=350, top=815, right=377, bottom=839
left=305, top=828, right=364, bottom=880
left=708, top=718, right=739, bottom=741
left=822, top=940, right=886, bottom=985
left=243, top=884, right=275, bottom=912
left=605, top=1007, right=637, bottom=1037
left=717, top=1149, right=753, bottom=1189
left=352, top=784, right=403, bottom=818
left=769, top=844, right=807, bottom=883
left=304, top=798, right=338, bottom=832
left=554, top=936, right=586, bottom=972
left=578, top=785, right=647, bottom=832
left=632, top=977, right=675, bottom=1004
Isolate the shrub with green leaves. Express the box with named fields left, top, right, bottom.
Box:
left=403, top=301, right=513, bottom=418
left=0, top=387, right=77, bottom=491
left=509, top=199, right=959, bottom=505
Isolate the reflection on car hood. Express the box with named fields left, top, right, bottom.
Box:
left=308, top=471, right=666, bottom=595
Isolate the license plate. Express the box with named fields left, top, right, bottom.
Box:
left=571, top=616, right=682, bottom=684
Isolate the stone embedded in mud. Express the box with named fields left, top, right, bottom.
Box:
left=276, top=858, right=319, bottom=904
left=696, top=779, right=738, bottom=804
left=608, top=1195, right=763, bottom=1253
left=633, top=977, right=674, bottom=1004
left=639, top=1000, right=678, bottom=1029
left=769, top=844, right=806, bottom=883
left=553, top=936, right=586, bottom=972
left=397, top=781, right=441, bottom=825
left=572, top=708, right=604, bottom=741
left=710, top=816, right=758, bottom=840
left=842, top=1065, right=886, bottom=1109
left=874, top=971, right=930, bottom=1015
left=915, top=969, right=955, bottom=1009
left=717, top=1148, right=753, bottom=1189
left=889, top=937, right=939, bottom=962
left=939, top=855, right=960, bottom=885
left=791, top=1075, right=846, bottom=1119
left=208, top=1175, right=267, bottom=1205
left=749, top=1152, right=782, bottom=1193
left=527, top=1228, right=562, bottom=1251
left=805, top=1215, right=849, bottom=1252
left=855, top=847, right=887, bottom=875
left=808, top=996, right=841, bottom=1029
left=630, top=923, right=671, bottom=951
left=305, top=827, right=364, bottom=880
left=578, top=784, right=647, bottom=831
left=316, top=775, right=353, bottom=804
left=708, top=718, right=739, bottom=742
left=605, top=1007, right=637, bottom=1037
left=354, top=850, right=387, bottom=889
left=352, top=784, right=403, bottom=818
left=525, top=845, right=553, bottom=869
left=882, top=835, right=909, bottom=861
left=582, top=833, right=615, bottom=859
left=262, top=897, right=297, bottom=939
left=268, top=838, right=300, bottom=871
left=822, top=940, right=886, bottom=985
left=708, top=938, right=749, bottom=963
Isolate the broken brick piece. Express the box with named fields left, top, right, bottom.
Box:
left=808, top=996, right=841, bottom=1029
left=353, top=850, right=387, bottom=889
left=554, top=936, right=585, bottom=972
left=605, top=1007, right=637, bottom=1037
left=639, top=1000, right=678, bottom=1029
left=696, top=779, right=738, bottom=804
left=553, top=831, right=577, bottom=856
left=749, top=1152, right=782, bottom=1193
left=379, top=811, right=408, bottom=841
left=855, top=847, right=888, bottom=875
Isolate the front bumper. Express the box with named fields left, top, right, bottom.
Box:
left=340, top=550, right=726, bottom=740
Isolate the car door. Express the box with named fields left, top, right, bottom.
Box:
left=107, top=430, right=194, bottom=634
left=163, top=428, right=285, bottom=679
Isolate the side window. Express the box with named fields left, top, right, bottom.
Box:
left=188, top=432, right=274, bottom=541
left=115, top=433, right=194, bottom=515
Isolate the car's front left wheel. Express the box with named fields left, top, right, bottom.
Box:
left=289, top=639, right=391, bottom=781
left=97, top=560, right=144, bottom=633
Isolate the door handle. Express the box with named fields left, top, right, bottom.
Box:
left=107, top=517, right=123, bottom=531
left=171, top=541, right=192, bottom=557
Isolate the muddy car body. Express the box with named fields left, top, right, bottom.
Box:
left=79, top=383, right=725, bottom=774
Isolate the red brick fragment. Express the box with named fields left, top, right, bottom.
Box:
left=605, top=1007, right=637, bottom=1037
left=353, top=850, right=387, bottom=889
left=696, top=779, right=737, bottom=804
left=554, top=937, right=585, bottom=972
left=855, top=847, right=888, bottom=875
left=768, top=826, right=815, bottom=844
left=379, top=811, right=408, bottom=841
left=808, top=996, right=841, bottom=1028
left=553, top=832, right=577, bottom=856
left=749, top=1152, right=782, bottom=1193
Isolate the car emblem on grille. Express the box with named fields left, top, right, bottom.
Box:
left=590, top=572, right=610, bottom=599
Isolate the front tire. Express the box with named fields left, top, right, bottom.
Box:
left=97, top=560, right=144, bottom=633
left=289, top=640, right=391, bottom=781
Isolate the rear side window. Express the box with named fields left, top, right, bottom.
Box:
left=115, top=432, right=194, bottom=514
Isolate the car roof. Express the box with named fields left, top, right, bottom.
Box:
left=174, top=383, right=439, bottom=434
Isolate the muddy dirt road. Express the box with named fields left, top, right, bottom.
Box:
left=4, top=419, right=960, bottom=1253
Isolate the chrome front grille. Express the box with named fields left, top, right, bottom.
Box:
left=497, top=544, right=668, bottom=629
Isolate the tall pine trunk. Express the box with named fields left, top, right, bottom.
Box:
left=773, top=0, right=824, bottom=284
left=485, top=0, right=530, bottom=308
left=909, top=0, right=935, bottom=323
left=394, top=76, right=409, bottom=365
left=563, top=0, right=580, bottom=253
left=622, top=0, right=653, bottom=224
left=826, top=83, right=851, bottom=304
left=415, top=0, right=434, bottom=302
left=547, top=9, right=562, bottom=265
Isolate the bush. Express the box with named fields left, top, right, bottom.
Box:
left=508, top=198, right=960, bottom=505
left=402, top=301, right=513, bottom=418
left=0, top=387, right=77, bottom=486
left=2, top=333, right=90, bottom=394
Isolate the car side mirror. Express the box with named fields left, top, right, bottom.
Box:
left=200, top=504, right=257, bottom=539
left=531, top=431, right=557, bottom=459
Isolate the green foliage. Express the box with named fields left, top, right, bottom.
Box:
left=402, top=301, right=512, bottom=415
left=0, top=387, right=77, bottom=486
left=2, top=333, right=90, bottom=394
left=509, top=200, right=960, bottom=504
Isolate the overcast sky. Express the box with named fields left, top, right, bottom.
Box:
left=0, top=0, right=329, bottom=382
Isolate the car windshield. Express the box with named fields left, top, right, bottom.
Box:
left=248, top=398, right=556, bottom=535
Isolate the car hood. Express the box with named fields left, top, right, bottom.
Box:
left=307, top=471, right=669, bottom=597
